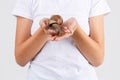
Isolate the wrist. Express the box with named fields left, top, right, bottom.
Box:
left=39, top=28, right=50, bottom=41
left=72, top=23, right=80, bottom=37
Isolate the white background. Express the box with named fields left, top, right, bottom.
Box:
left=0, top=0, right=119, bottom=80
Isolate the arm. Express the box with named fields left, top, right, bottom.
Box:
left=15, top=17, right=52, bottom=67
left=72, top=15, right=104, bottom=67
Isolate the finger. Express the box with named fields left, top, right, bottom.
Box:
left=55, top=33, right=71, bottom=41
left=49, top=36, right=56, bottom=41
left=63, top=26, right=68, bottom=29
left=47, top=35, right=56, bottom=41
left=67, top=26, right=73, bottom=33
left=54, top=35, right=65, bottom=40
left=47, top=29, right=57, bottom=35
left=55, top=36, right=63, bottom=41
left=41, top=23, right=46, bottom=28
left=63, top=26, right=71, bottom=33
left=39, top=18, right=49, bottom=26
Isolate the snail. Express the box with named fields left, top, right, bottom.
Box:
left=48, top=15, right=64, bottom=36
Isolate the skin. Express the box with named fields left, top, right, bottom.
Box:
left=15, top=15, right=104, bottom=67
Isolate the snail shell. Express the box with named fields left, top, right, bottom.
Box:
left=48, top=15, right=64, bottom=36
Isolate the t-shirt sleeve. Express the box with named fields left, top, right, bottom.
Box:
left=89, top=0, right=111, bottom=17
left=12, top=0, right=33, bottom=20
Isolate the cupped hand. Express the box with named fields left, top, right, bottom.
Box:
left=55, top=17, right=78, bottom=41
left=39, top=18, right=57, bottom=41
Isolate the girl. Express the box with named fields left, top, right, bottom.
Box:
left=12, top=0, right=111, bottom=80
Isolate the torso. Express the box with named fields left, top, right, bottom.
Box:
left=27, top=0, right=98, bottom=80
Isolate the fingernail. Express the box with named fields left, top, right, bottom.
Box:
left=66, top=30, right=70, bottom=32
left=64, top=27, right=67, bottom=29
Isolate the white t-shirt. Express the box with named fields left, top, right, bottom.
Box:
left=12, top=0, right=111, bottom=80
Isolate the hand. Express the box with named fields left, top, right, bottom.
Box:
left=39, top=18, right=56, bottom=41
left=55, top=17, right=78, bottom=40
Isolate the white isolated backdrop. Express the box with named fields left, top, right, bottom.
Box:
left=96, top=0, right=120, bottom=80
left=0, top=0, right=119, bottom=80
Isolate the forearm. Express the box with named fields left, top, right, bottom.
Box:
left=15, top=28, right=48, bottom=66
left=72, top=26, right=104, bottom=67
